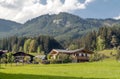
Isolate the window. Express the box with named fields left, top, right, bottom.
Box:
left=83, top=53, right=86, bottom=57
left=79, top=53, right=82, bottom=56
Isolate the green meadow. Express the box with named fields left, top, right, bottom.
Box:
left=0, top=60, right=120, bottom=79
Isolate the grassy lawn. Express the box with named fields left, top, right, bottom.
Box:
left=0, top=60, right=120, bottom=79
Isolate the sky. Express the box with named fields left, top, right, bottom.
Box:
left=0, top=0, right=120, bottom=23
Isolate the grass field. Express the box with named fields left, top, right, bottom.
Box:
left=1, top=60, right=120, bottom=79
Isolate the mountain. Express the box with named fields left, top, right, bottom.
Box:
left=0, top=19, right=22, bottom=37
left=15, top=12, right=120, bottom=41
left=0, top=12, right=120, bottom=41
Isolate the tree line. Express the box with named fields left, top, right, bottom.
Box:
left=0, top=35, right=63, bottom=54
left=70, top=25, right=120, bottom=51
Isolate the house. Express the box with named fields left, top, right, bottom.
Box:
left=13, top=52, right=34, bottom=63
left=33, top=55, right=46, bottom=64
left=49, top=48, right=94, bottom=62
left=0, top=50, right=8, bottom=53
left=0, top=51, right=7, bottom=64
left=0, top=51, right=7, bottom=57
left=35, top=55, right=46, bottom=60
left=0, top=50, right=8, bottom=55
left=0, top=51, right=5, bottom=57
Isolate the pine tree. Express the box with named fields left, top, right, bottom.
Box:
left=97, top=36, right=105, bottom=51
left=29, top=39, right=38, bottom=52
left=111, top=35, right=118, bottom=49
left=24, top=39, right=32, bottom=53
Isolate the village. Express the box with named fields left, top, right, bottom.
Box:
left=0, top=48, right=94, bottom=65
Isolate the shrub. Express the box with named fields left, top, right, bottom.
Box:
left=49, top=54, right=72, bottom=64
left=47, top=54, right=51, bottom=60
left=90, top=53, right=105, bottom=62
left=41, top=60, right=50, bottom=64
left=7, top=53, right=14, bottom=63
left=50, top=59, right=62, bottom=64
left=116, top=49, right=120, bottom=61
left=33, top=57, right=40, bottom=64
left=24, top=56, right=31, bottom=63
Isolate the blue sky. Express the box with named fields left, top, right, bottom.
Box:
left=73, top=0, right=120, bottom=19
left=0, top=0, right=119, bottom=23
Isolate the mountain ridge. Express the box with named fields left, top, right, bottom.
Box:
left=0, top=19, right=22, bottom=37
left=0, top=12, right=120, bottom=41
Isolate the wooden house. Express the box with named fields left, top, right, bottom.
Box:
left=13, top=52, right=34, bottom=63
left=49, top=48, right=94, bottom=62
left=0, top=51, right=5, bottom=57
left=0, top=51, right=7, bottom=57
left=35, top=55, right=46, bottom=60
left=0, top=51, right=7, bottom=64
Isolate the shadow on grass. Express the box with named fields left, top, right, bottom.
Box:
left=0, top=67, right=5, bottom=69
left=0, top=73, right=108, bottom=79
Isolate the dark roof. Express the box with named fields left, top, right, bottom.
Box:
left=13, top=52, right=34, bottom=57
left=52, top=48, right=94, bottom=54
left=0, top=51, right=6, bottom=56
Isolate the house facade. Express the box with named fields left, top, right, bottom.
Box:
left=49, top=48, right=94, bottom=62
left=13, top=52, right=34, bottom=63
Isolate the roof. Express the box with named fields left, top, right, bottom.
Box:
left=13, top=52, right=34, bottom=57
left=0, top=51, right=6, bottom=56
left=50, top=48, right=94, bottom=54
left=35, top=55, right=46, bottom=59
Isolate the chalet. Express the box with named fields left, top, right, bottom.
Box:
left=0, top=51, right=5, bottom=57
left=13, top=52, right=34, bottom=63
left=49, top=48, right=94, bottom=62
left=35, top=55, right=46, bottom=60
left=0, top=50, right=8, bottom=53
left=0, top=51, right=7, bottom=65
left=0, top=51, right=7, bottom=57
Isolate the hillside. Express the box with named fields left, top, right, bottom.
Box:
left=0, top=19, right=22, bottom=37
left=71, top=26, right=120, bottom=51
left=1, top=13, right=120, bottom=41
left=14, top=13, right=120, bottom=41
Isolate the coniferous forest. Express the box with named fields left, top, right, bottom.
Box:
left=69, top=25, right=120, bottom=51
left=0, top=25, right=120, bottom=54
left=0, top=36, right=63, bottom=54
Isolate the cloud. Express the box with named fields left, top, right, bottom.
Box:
left=114, top=15, right=120, bottom=20
left=0, top=0, right=94, bottom=23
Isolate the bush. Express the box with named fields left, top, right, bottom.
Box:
left=116, top=49, right=120, bottom=61
left=41, top=60, right=50, bottom=64
left=7, top=53, right=14, bottom=63
left=47, top=54, right=51, bottom=60
left=0, top=54, right=7, bottom=64
left=33, top=57, right=41, bottom=64
left=49, top=59, right=62, bottom=64
left=90, top=53, right=105, bottom=62
left=49, top=54, right=72, bottom=64
left=24, top=56, right=31, bottom=63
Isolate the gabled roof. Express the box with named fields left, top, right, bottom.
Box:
left=50, top=48, right=94, bottom=54
left=13, top=52, right=34, bottom=57
left=0, top=51, right=6, bottom=56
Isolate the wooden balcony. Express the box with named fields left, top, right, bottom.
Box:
left=76, top=56, right=89, bottom=62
